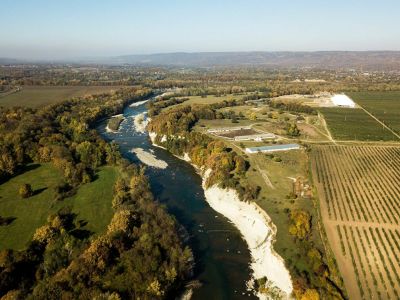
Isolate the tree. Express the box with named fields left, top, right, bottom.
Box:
left=75, top=141, right=102, bottom=169
left=248, top=112, right=257, bottom=120
left=301, top=289, right=320, bottom=300
left=19, top=183, right=33, bottom=198
left=286, top=123, right=300, bottom=136
left=289, top=210, right=311, bottom=240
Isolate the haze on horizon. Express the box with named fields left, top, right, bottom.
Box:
left=1, top=0, right=400, bottom=60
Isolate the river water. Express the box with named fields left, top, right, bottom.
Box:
left=97, top=100, right=257, bottom=300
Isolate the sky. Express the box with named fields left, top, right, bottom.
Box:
left=1, top=0, right=399, bottom=59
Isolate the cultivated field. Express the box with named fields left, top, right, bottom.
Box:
left=349, top=91, right=400, bottom=134
left=319, top=107, right=398, bottom=141
left=0, top=85, right=123, bottom=107
left=311, top=145, right=400, bottom=299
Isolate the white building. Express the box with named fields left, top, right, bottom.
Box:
left=207, top=126, right=251, bottom=133
left=245, top=144, right=300, bottom=154
left=234, top=133, right=276, bottom=141
left=331, top=94, right=356, bottom=108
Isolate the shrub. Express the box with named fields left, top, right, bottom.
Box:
left=19, top=183, right=33, bottom=198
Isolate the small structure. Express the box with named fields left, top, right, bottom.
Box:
left=331, top=94, right=356, bottom=108
left=292, top=176, right=312, bottom=199
left=245, top=143, right=300, bottom=154
left=207, top=126, right=251, bottom=133
left=234, top=133, right=276, bottom=141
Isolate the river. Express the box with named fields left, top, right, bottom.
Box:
left=97, top=99, right=257, bottom=300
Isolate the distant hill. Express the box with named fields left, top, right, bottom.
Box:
left=0, top=57, right=22, bottom=64
left=2, top=51, right=400, bottom=70
left=112, top=51, right=400, bottom=70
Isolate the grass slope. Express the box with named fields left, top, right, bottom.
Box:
left=0, top=164, right=118, bottom=250
left=0, top=86, right=123, bottom=108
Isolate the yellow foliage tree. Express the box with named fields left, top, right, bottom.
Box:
left=301, top=289, right=320, bottom=300
left=289, top=210, right=311, bottom=240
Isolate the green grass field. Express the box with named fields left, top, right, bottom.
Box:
left=319, top=107, right=397, bottom=141
left=185, top=94, right=240, bottom=105
left=0, top=86, right=123, bottom=108
left=0, top=164, right=118, bottom=250
left=165, top=94, right=244, bottom=111
left=348, top=91, right=400, bottom=134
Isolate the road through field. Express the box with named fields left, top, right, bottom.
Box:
left=358, top=104, right=400, bottom=140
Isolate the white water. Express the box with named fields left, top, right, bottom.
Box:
left=130, top=99, right=149, bottom=107
left=133, top=112, right=148, bottom=133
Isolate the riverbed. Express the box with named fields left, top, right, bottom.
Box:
left=97, top=99, right=257, bottom=299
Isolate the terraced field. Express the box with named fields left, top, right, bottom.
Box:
left=311, top=145, right=400, bottom=299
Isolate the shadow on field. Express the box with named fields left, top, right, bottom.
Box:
left=71, top=228, right=93, bottom=239
left=0, top=216, right=17, bottom=226
left=0, top=163, right=41, bottom=185
left=21, top=163, right=41, bottom=173
left=33, top=187, right=47, bottom=196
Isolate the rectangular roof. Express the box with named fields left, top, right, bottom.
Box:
left=246, top=143, right=300, bottom=152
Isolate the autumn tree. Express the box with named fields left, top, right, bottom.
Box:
left=286, top=122, right=300, bottom=136
left=289, top=210, right=311, bottom=240
left=19, top=183, right=33, bottom=198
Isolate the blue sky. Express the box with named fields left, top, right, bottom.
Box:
left=1, top=0, right=399, bottom=59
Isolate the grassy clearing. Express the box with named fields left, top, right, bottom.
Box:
left=0, top=85, right=123, bottom=108
left=348, top=91, right=400, bottom=134
left=319, top=107, right=397, bottom=141
left=164, top=94, right=246, bottom=111
left=244, top=151, right=324, bottom=271
left=183, top=94, right=241, bottom=105
left=0, top=164, right=118, bottom=250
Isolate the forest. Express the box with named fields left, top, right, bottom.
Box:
left=0, top=87, right=192, bottom=299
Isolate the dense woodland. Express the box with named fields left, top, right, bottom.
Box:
left=0, top=88, right=192, bottom=299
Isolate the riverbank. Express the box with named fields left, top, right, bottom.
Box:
left=202, top=170, right=292, bottom=299
left=149, top=132, right=293, bottom=299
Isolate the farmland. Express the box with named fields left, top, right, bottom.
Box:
left=311, top=145, right=400, bottom=299
left=318, top=107, right=398, bottom=141
left=349, top=91, right=400, bottom=134
left=0, top=85, right=123, bottom=107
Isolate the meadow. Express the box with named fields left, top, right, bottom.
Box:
left=348, top=91, right=400, bottom=134
left=318, top=107, right=397, bottom=141
left=0, top=85, right=122, bottom=107
left=0, top=164, right=118, bottom=250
